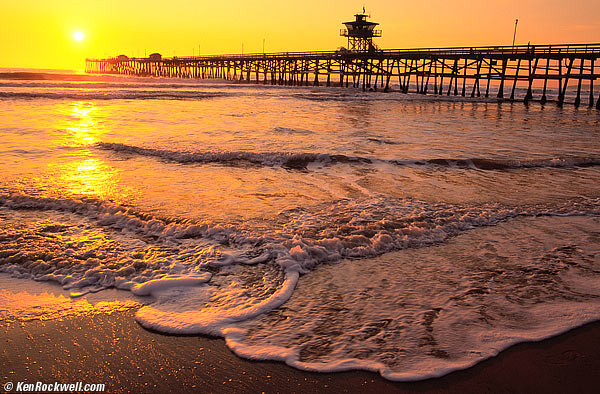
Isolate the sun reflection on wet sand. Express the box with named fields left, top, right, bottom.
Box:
left=0, top=289, right=138, bottom=324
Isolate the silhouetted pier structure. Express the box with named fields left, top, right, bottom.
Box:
left=85, top=14, right=600, bottom=108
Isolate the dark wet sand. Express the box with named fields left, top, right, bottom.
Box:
left=1, top=310, right=600, bottom=394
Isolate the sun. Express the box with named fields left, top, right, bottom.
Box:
left=73, top=31, right=85, bottom=42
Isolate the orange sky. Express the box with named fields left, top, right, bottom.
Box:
left=1, top=0, right=598, bottom=70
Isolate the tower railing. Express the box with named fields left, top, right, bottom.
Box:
left=340, top=29, right=382, bottom=37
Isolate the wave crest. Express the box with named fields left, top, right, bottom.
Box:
left=97, top=142, right=600, bottom=171
left=97, top=142, right=368, bottom=169
left=0, top=91, right=225, bottom=101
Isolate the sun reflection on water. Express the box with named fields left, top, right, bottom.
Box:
left=46, top=156, right=138, bottom=203
left=34, top=101, right=138, bottom=202
left=63, top=101, right=101, bottom=147
left=61, top=158, right=114, bottom=197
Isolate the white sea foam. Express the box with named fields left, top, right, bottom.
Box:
left=225, top=302, right=600, bottom=381
left=0, top=196, right=253, bottom=299
left=2, top=194, right=599, bottom=281
left=2, top=194, right=600, bottom=380
left=135, top=270, right=299, bottom=336
left=221, top=216, right=600, bottom=381
left=131, top=273, right=212, bottom=296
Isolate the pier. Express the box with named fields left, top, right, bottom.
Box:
left=86, top=14, right=600, bottom=108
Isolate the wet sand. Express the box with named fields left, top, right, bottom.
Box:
left=1, top=310, right=599, bottom=394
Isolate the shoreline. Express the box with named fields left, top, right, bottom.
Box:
left=2, top=310, right=600, bottom=394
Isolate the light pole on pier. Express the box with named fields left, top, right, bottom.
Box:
left=512, top=19, right=519, bottom=48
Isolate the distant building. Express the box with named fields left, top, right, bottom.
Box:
left=116, top=54, right=129, bottom=61
left=149, top=53, right=162, bottom=61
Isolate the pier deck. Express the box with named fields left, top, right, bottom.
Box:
left=86, top=43, right=600, bottom=108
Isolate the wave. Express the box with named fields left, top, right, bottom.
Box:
left=227, top=215, right=600, bottom=381
left=291, top=90, right=502, bottom=103
left=0, top=72, right=94, bottom=81
left=0, top=71, right=210, bottom=85
left=366, top=137, right=405, bottom=145
left=2, top=193, right=600, bottom=380
left=0, top=90, right=227, bottom=101
left=272, top=126, right=315, bottom=135
left=96, top=142, right=370, bottom=169
left=0, top=193, right=267, bottom=295
left=402, top=157, right=600, bottom=170
left=97, top=142, right=600, bottom=171
left=0, top=81, right=230, bottom=90
left=2, top=193, right=599, bottom=286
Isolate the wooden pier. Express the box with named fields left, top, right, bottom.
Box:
left=86, top=43, right=600, bottom=108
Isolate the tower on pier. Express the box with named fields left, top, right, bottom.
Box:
left=340, top=10, right=381, bottom=52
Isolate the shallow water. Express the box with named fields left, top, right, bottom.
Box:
left=1, top=70, right=599, bottom=380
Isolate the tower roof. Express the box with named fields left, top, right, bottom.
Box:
left=343, top=13, right=379, bottom=28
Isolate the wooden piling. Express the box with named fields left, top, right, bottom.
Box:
left=510, top=58, right=521, bottom=100
left=461, top=58, right=467, bottom=97
left=574, top=58, right=584, bottom=107
left=590, top=58, right=596, bottom=107
left=525, top=58, right=539, bottom=103
left=541, top=58, right=550, bottom=104
left=497, top=58, right=508, bottom=99
left=559, top=58, right=574, bottom=106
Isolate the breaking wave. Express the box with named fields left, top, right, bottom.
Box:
left=0, top=81, right=238, bottom=90
left=0, top=72, right=95, bottom=81
left=2, top=193, right=599, bottom=292
left=96, top=142, right=370, bottom=169
left=404, top=157, right=600, bottom=170
left=0, top=90, right=227, bottom=101
left=97, top=142, right=600, bottom=171
left=2, top=192, right=600, bottom=379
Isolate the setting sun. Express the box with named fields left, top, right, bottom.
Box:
left=73, top=31, right=85, bottom=42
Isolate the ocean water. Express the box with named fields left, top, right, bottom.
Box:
left=1, top=69, right=600, bottom=380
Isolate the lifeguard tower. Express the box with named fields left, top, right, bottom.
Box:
left=340, top=10, right=381, bottom=52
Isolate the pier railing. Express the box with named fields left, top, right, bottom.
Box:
left=86, top=43, right=600, bottom=108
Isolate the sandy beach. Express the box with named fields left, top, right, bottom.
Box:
left=2, top=310, right=599, bottom=394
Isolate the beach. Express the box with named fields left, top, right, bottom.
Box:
left=2, top=309, right=600, bottom=394
left=1, top=70, right=599, bottom=391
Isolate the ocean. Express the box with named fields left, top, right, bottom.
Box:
left=1, top=68, right=599, bottom=381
